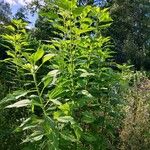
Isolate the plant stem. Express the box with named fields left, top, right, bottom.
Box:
left=32, top=69, right=46, bottom=115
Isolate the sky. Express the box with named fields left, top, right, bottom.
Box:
left=4, top=0, right=33, bottom=6
left=2, top=0, right=107, bottom=27
left=3, top=0, right=37, bottom=27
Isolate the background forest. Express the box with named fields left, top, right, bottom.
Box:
left=0, top=0, right=150, bottom=150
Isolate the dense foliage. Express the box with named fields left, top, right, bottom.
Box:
left=0, top=0, right=149, bottom=150
left=108, top=0, right=150, bottom=70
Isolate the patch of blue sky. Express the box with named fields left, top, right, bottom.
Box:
left=3, top=0, right=38, bottom=28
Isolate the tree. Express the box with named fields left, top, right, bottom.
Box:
left=107, top=0, right=150, bottom=70
left=14, top=7, right=29, bottom=22
left=0, top=1, right=12, bottom=59
left=0, top=0, right=12, bottom=24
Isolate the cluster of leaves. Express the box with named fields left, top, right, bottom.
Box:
left=0, top=0, right=130, bottom=149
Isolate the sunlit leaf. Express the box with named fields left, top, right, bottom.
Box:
left=34, top=48, right=44, bottom=63
left=6, top=99, right=30, bottom=108
left=57, top=116, right=75, bottom=124
left=0, top=90, right=29, bottom=107
left=81, top=90, right=93, bottom=98
left=42, top=54, right=56, bottom=63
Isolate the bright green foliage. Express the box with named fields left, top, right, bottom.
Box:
left=0, top=0, right=130, bottom=149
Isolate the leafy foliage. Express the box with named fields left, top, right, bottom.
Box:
left=0, top=0, right=132, bottom=149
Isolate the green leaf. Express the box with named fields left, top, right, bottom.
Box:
left=75, top=97, right=89, bottom=108
left=48, top=86, right=63, bottom=99
left=53, top=24, right=67, bottom=33
left=98, top=23, right=112, bottom=29
left=72, top=7, right=84, bottom=17
left=55, top=0, right=76, bottom=10
left=19, top=116, right=43, bottom=129
left=30, top=95, right=42, bottom=107
left=34, top=48, right=44, bottom=63
left=0, top=90, right=28, bottom=107
left=22, top=63, right=33, bottom=71
left=48, top=70, right=59, bottom=77
left=83, top=133, right=97, bottom=142
left=74, top=27, right=95, bottom=35
left=72, top=124, right=83, bottom=140
left=81, top=18, right=92, bottom=25
left=58, top=103, right=70, bottom=114
left=42, top=75, right=53, bottom=87
left=82, top=111, right=96, bottom=123
left=81, top=90, right=93, bottom=98
left=60, top=131, right=77, bottom=142
left=99, top=9, right=113, bottom=22
left=78, top=69, right=95, bottom=77
left=15, top=92, right=28, bottom=99
left=81, top=5, right=92, bottom=18
left=6, top=25, right=15, bottom=31
left=6, top=99, right=30, bottom=108
left=40, top=11, right=59, bottom=19
left=7, top=51, right=15, bottom=58
left=2, top=34, right=15, bottom=42
left=50, top=99, right=62, bottom=106
left=43, top=116, right=56, bottom=131
left=53, top=111, right=62, bottom=119
left=57, top=116, right=75, bottom=124
left=42, top=54, right=56, bottom=63
left=22, top=131, right=44, bottom=143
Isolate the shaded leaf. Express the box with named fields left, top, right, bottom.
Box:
left=82, top=111, right=96, bottom=123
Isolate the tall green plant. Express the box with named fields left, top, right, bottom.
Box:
left=0, top=1, right=129, bottom=149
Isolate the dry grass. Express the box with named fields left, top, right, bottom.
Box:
left=120, top=76, right=150, bottom=150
